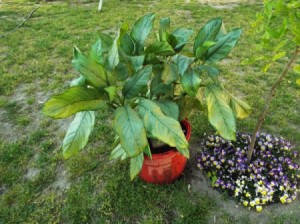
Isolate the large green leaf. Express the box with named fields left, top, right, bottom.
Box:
left=170, top=28, right=193, bottom=51
left=229, top=95, right=251, bottom=119
left=196, top=65, right=219, bottom=83
left=161, top=63, right=178, bottom=84
left=205, top=28, right=242, bottom=62
left=70, top=76, right=86, bottom=87
left=114, top=63, right=129, bottom=81
left=110, top=144, right=127, bottom=161
left=129, top=55, right=145, bottom=73
left=90, top=39, right=103, bottom=64
left=43, top=87, right=106, bottom=119
left=104, top=86, right=117, bottom=102
left=151, top=83, right=172, bottom=96
left=193, top=18, right=222, bottom=55
left=120, top=33, right=135, bottom=56
left=98, top=33, right=113, bottom=52
left=177, top=54, right=194, bottom=76
left=181, top=68, right=202, bottom=97
left=72, top=51, right=108, bottom=88
left=137, top=99, right=188, bottom=151
left=156, top=100, right=179, bottom=120
left=130, top=13, right=155, bottom=45
left=122, top=65, right=152, bottom=99
left=130, top=153, right=144, bottom=180
left=145, top=41, right=174, bottom=56
left=62, top=111, right=95, bottom=159
left=107, top=37, right=119, bottom=71
left=205, top=84, right=236, bottom=140
left=159, top=17, right=170, bottom=41
left=114, top=106, right=148, bottom=157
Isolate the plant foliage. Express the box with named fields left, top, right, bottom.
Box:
left=43, top=14, right=250, bottom=179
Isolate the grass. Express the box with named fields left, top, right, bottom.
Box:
left=0, top=0, right=299, bottom=223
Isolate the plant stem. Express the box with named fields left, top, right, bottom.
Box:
left=247, top=46, right=300, bottom=163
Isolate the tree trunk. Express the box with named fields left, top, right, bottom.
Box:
left=247, top=46, right=300, bottom=163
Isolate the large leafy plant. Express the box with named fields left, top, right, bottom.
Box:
left=43, top=13, right=250, bottom=180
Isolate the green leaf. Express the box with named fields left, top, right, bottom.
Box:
left=196, top=65, right=219, bottom=83
left=229, top=95, right=251, bottom=119
left=137, top=99, right=188, bottom=151
left=90, top=39, right=103, bottom=64
left=161, top=63, right=178, bottom=84
left=272, top=51, right=286, bottom=61
left=156, top=100, right=179, bottom=120
left=43, top=87, right=106, bottom=119
left=170, top=28, right=193, bottom=51
left=130, top=13, right=155, bottom=45
left=73, top=46, right=81, bottom=59
left=159, top=17, right=170, bottom=41
left=181, top=68, right=202, bottom=97
left=203, top=40, right=216, bottom=47
left=176, top=147, right=190, bottom=159
left=145, top=41, right=174, bottom=56
left=114, top=106, right=148, bottom=157
left=177, top=96, right=202, bottom=120
left=110, top=144, right=127, bottom=160
left=72, top=51, right=108, bottom=88
left=104, top=86, right=117, bottom=102
left=194, top=18, right=222, bottom=55
left=129, top=55, right=145, bottom=73
left=122, top=65, right=152, bottom=99
left=107, top=37, right=119, bottom=70
left=211, top=175, right=218, bottom=187
left=205, top=84, right=236, bottom=140
left=70, top=76, right=86, bottom=87
left=205, top=28, right=242, bottom=62
left=294, top=64, right=300, bottom=73
left=98, top=33, right=113, bottom=52
left=114, top=63, right=129, bottom=81
left=120, top=33, right=135, bottom=56
left=130, top=153, right=144, bottom=180
left=151, top=83, right=172, bottom=96
left=177, top=54, right=194, bottom=76
left=62, top=111, right=95, bottom=159
left=195, top=46, right=209, bottom=60
left=143, top=145, right=152, bottom=159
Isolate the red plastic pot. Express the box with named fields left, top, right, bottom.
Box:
left=139, top=119, right=191, bottom=184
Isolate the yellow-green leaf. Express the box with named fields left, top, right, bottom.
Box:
left=43, top=87, right=106, bottom=119
left=63, top=111, right=95, bottom=159
left=137, top=99, right=188, bottom=152
left=114, top=106, right=148, bottom=157
left=205, top=84, right=236, bottom=141
left=130, top=153, right=144, bottom=180
left=229, top=96, right=252, bottom=119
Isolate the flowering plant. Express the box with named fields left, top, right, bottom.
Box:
left=197, top=133, right=300, bottom=212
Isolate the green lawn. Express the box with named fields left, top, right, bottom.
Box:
left=0, top=0, right=299, bottom=223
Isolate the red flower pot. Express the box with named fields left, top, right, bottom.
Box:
left=139, top=119, right=191, bottom=184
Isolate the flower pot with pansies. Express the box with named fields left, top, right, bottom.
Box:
left=42, top=14, right=249, bottom=183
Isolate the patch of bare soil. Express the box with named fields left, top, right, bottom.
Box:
left=175, top=10, right=193, bottom=22
left=185, top=141, right=300, bottom=224
left=0, top=83, right=71, bottom=142
left=195, top=0, right=260, bottom=10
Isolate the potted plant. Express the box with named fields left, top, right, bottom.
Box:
left=197, top=0, right=300, bottom=211
left=43, top=13, right=249, bottom=184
